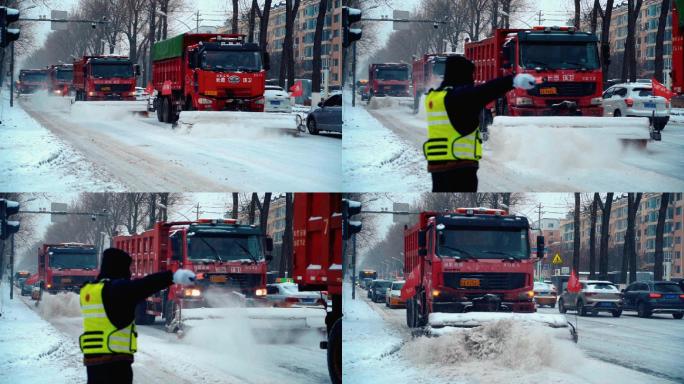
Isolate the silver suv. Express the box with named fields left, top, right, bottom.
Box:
left=558, top=280, right=623, bottom=317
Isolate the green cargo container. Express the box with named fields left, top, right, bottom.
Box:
left=152, top=33, right=187, bottom=62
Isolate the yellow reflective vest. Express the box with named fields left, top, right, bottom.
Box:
left=423, top=89, right=482, bottom=162
left=79, top=281, right=137, bottom=355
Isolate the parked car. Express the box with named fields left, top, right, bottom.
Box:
left=369, top=279, right=392, bottom=303
left=602, top=83, right=670, bottom=130
left=264, top=85, right=293, bottom=113
left=533, top=281, right=557, bottom=308
left=558, top=280, right=623, bottom=317
left=360, top=85, right=370, bottom=101
left=265, top=282, right=324, bottom=308
left=621, top=280, right=684, bottom=319
left=385, top=280, right=406, bottom=308
left=361, top=278, right=373, bottom=290
left=307, top=93, right=342, bottom=135
left=134, top=87, right=149, bottom=101
left=23, top=274, right=39, bottom=297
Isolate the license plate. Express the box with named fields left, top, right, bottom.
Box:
left=210, top=275, right=227, bottom=283
left=665, top=294, right=677, bottom=299
left=101, top=87, right=111, bottom=91
left=271, top=100, right=281, bottom=105
left=539, top=87, right=558, bottom=95
left=61, top=278, right=72, bottom=283
left=644, top=102, right=656, bottom=108
left=460, top=278, right=480, bottom=287
left=598, top=302, right=614, bottom=307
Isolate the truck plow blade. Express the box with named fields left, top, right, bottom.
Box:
left=177, top=111, right=301, bottom=134
left=489, top=116, right=653, bottom=148
left=70, top=100, right=149, bottom=117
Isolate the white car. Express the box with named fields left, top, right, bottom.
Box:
left=602, top=83, right=670, bottom=130
left=264, top=85, right=293, bottom=113
left=265, top=282, right=324, bottom=307
left=135, top=87, right=150, bottom=101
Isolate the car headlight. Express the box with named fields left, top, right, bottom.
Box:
left=197, top=97, right=213, bottom=105
left=255, top=288, right=267, bottom=297
left=184, top=288, right=201, bottom=297
left=88, top=92, right=96, bottom=97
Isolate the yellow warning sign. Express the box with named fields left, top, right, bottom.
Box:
left=552, top=253, right=563, bottom=265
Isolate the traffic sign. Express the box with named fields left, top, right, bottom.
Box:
left=552, top=253, right=563, bottom=265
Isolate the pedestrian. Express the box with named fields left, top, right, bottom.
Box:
left=423, top=55, right=536, bottom=192
left=79, top=248, right=196, bottom=384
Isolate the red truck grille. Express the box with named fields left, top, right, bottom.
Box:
left=54, top=275, right=93, bottom=288
left=200, top=273, right=262, bottom=296
left=443, top=272, right=527, bottom=291
left=529, top=82, right=596, bottom=97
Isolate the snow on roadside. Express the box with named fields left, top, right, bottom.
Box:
left=342, top=92, right=430, bottom=191
left=0, top=92, right=123, bottom=191
left=0, top=282, right=84, bottom=384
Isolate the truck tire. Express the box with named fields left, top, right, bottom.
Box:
left=135, top=301, right=155, bottom=325
left=155, top=98, right=164, bottom=122
left=162, top=98, right=171, bottom=123
left=406, top=298, right=414, bottom=327
left=416, top=293, right=428, bottom=327
left=327, top=318, right=342, bottom=384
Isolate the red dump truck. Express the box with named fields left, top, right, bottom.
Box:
left=465, top=26, right=604, bottom=128
left=47, top=64, right=74, bottom=96
left=73, top=55, right=139, bottom=101
left=113, top=219, right=272, bottom=328
left=401, top=208, right=545, bottom=328
left=292, top=193, right=342, bottom=384
left=411, top=53, right=457, bottom=112
left=151, top=33, right=269, bottom=123
left=672, top=1, right=684, bottom=106
left=368, top=63, right=410, bottom=99
left=17, top=69, right=49, bottom=94
left=38, top=243, right=99, bottom=293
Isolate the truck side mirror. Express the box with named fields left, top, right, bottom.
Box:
left=418, top=230, right=427, bottom=256
left=263, top=51, right=271, bottom=71
left=134, top=64, right=141, bottom=76
left=536, top=235, right=545, bottom=259
left=265, top=237, right=273, bottom=252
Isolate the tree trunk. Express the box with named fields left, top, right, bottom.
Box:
left=311, top=0, right=328, bottom=93
left=654, top=0, right=671, bottom=82
left=589, top=193, right=599, bottom=279
left=161, top=0, right=169, bottom=39
left=232, top=0, right=239, bottom=34
left=147, top=0, right=156, bottom=86
left=490, top=0, right=499, bottom=33
left=590, top=0, right=599, bottom=34
left=629, top=193, right=642, bottom=282
left=573, top=193, right=581, bottom=273
left=248, top=0, right=258, bottom=43
left=286, top=0, right=301, bottom=89
left=501, top=0, right=510, bottom=28
left=259, top=193, right=272, bottom=231
left=232, top=193, right=239, bottom=220
left=279, top=193, right=294, bottom=277
left=249, top=193, right=258, bottom=224
left=574, top=0, right=581, bottom=29
left=598, top=193, right=614, bottom=280
left=259, top=0, right=272, bottom=52
left=654, top=193, right=670, bottom=280
left=621, top=194, right=634, bottom=284
left=147, top=194, right=157, bottom=229
left=600, top=0, right=615, bottom=85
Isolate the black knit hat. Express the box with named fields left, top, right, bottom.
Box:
left=97, top=248, right=132, bottom=280
left=440, top=55, right=475, bottom=89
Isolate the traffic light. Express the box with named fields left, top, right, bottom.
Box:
left=0, top=199, right=20, bottom=240
left=343, top=198, right=362, bottom=240
left=343, top=7, right=362, bottom=48
left=1, top=6, right=20, bottom=48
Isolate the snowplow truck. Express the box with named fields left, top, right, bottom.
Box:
left=401, top=208, right=546, bottom=329
left=47, top=64, right=74, bottom=96
left=292, top=193, right=343, bottom=384
left=672, top=0, right=684, bottom=107
left=412, top=53, right=459, bottom=113
left=38, top=243, right=99, bottom=294
left=113, top=219, right=272, bottom=330
left=368, top=63, right=411, bottom=99
left=465, top=26, right=604, bottom=128
left=151, top=33, right=269, bottom=123
left=17, top=69, right=49, bottom=94
left=73, top=55, right=139, bottom=101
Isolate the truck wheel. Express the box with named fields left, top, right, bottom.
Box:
left=162, top=98, right=171, bottom=123
left=135, top=301, right=155, bottom=325
left=327, top=318, right=342, bottom=384
left=169, top=102, right=179, bottom=124
left=155, top=99, right=164, bottom=122
left=416, top=293, right=428, bottom=327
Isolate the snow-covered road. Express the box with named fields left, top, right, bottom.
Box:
left=0, top=282, right=329, bottom=384
left=343, top=93, right=684, bottom=192
left=2, top=92, right=341, bottom=191
left=343, top=283, right=679, bottom=384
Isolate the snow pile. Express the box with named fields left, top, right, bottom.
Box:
left=37, top=292, right=81, bottom=318
left=201, top=287, right=251, bottom=308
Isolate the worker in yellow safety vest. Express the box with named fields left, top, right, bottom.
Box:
left=424, top=55, right=536, bottom=191
left=80, top=248, right=196, bottom=384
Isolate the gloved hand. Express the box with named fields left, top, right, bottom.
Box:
left=513, top=73, right=537, bottom=90
left=173, top=269, right=196, bottom=285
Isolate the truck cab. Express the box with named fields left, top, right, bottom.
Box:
left=368, top=63, right=411, bottom=99
left=17, top=69, right=49, bottom=94
left=48, top=64, right=74, bottom=96
left=402, top=208, right=545, bottom=327
left=39, top=243, right=99, bottom=293
left=73, top=56, right=139, bottom=101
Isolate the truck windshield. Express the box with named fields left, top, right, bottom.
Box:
left=91, top=64, right=134, bottom=78
left=376, top=68, right=409, bottom=81
left=438, top=227, right=530, bottom=259
left=520, top=42, right=600, bottom=70
left=188, top=233, right=264, bottom=262
left=49, top=251, right=98, bottom=269
left=56, top=69, right=73, bottom=81
left=200, top=50, right=262, bottom=72
left=21, top=73, right=47, bottom=82
left=431, top=60, right=446, bottom=77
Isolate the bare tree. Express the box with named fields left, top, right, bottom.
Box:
left=621, top=0, right=643, bottom=82
left=589, top=193, right=599, bottom=279
left=654, top=0, right=671, bottom=82
left=653, top=193, right=670, bottom=280
left=594, top=0, right=615, bottom=85
left=621, top=193, right=642, bottom=283
left=311, top=0, right=329, bottom=94
left=278, top=0, right=300, bottom=89
left=574, top=0, right=582, bottom=29
left=231, top=193, right=239, bottom=219
left=279, top=193, right=294, bottom=277
left=597, top=193, right=614, bottom=280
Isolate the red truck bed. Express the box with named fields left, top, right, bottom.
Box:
left=465, top=29, right=521, bottom=85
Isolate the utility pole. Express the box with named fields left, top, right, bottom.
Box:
left=9, top=233, right=14, bottom=299
left=537, top=202, right=543, bottom=280
left=196, top=10, right=200, bottom=33
left=195, top=202, right=200, bottom=220
left=352, top=232, right=356, bottom=299
left=9, top=41, right=14, bottom=107
left=538, top=10, right=544, bottom=25
left=352, top=42, right=357, bottom=107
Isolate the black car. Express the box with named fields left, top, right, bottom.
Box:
left=622, top=281, right=684, bottom=319
left=369, top=280, right=392, bottom=303
left=307, top=93, right=342, bottom=135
